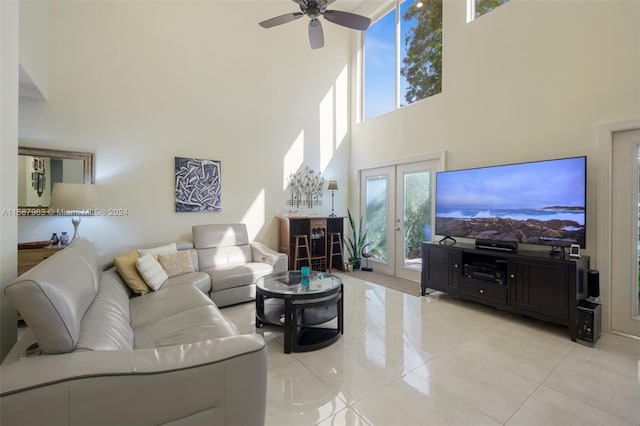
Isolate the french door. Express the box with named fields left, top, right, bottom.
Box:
left=360, top=158, right=442, bottom=281
left=611, top=129, right=640, bottom=338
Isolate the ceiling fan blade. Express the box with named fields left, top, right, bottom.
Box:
left=259, top=12, right=304, bottom=28
left=309, top=18, right=324, bottom=49
left=323, top=10, right=371, bottom=31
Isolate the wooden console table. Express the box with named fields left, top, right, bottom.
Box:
left=18, top=246, right=64, bottom=276
left=278, top=216, right=345, bottom=271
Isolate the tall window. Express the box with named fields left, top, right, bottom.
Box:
left=363, top=0, right=442, bottom=121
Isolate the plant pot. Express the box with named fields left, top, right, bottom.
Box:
left=352, top=259, right=361, bottom=270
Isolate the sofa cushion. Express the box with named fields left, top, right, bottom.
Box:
left=202, top=262, right=273, bottom=292
left=77, top=269, right=134, bottom=351
left=133, top=305, right=239, bottom=349
left=193, top=224, right=249, bottom=250
left=136, top=254, right=169, bottom=290
left=129, top=285, right=213, bottom=328
left=114, top=250, right=150, bottom=295
left=4, top=239, right=98, bottom=354
left=197, top=246, right=253, bottom=270
left=163, top=271, right=212, bottom=294
left=129, top=284, right=239, bottom=349
left=158, top=251, right=194, bottom=277
left=137, top=242, right=177, bottom=259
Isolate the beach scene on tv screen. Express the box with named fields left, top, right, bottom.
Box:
left=435, top=157, right=586, bottom=247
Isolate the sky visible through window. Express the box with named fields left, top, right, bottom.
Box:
left=364, top=8, right=395, bottom=120
left=364, top=1, right=420, bottom=121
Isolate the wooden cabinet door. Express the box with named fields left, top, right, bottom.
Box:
left=510, top=259, right=569, bottom=320
left=422, top=245, right=460, bottom=294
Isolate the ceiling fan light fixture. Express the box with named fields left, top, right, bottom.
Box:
left=259, top=0, right=371, bottom=49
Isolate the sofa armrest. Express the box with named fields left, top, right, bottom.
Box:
left=1, top=334, right=266, bottom=425
left=251, top=241, right=288, bottom=273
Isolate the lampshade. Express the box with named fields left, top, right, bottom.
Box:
left=327, top=180, right=338, bottom=191
left=50, top=183, right=98, bottom=212
left=50, top=183, right=98, bottom=241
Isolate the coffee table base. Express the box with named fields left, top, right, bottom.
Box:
left=256, top=285, right=343, bottom=353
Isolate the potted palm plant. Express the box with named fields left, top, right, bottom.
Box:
left=346, top=209, right=368, bottom=270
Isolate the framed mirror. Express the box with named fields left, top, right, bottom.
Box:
left=18, top=147, right=95, bottom=215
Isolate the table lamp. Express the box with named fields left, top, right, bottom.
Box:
left=327, top=180, right=338, bottom=217
left=49, top=183, right=98, bottom=240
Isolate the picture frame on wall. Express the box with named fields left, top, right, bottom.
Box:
left=174, top=157, right=222, bottom=212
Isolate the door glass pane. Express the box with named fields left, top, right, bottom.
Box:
left=364, top=8, right=396, bottom=120
left=365, top=175, right=388, bottom=263
left=403, top=170, right=431, bottom=269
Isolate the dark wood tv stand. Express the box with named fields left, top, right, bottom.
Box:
left=421, top=241, right=590, bottom=341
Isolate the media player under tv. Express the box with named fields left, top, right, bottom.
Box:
left=475, top=239, right=518, bottom=252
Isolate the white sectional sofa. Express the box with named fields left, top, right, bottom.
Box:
left=191, top=223, right=287, bottom=307
left=1, top=230, right=276, bottom=425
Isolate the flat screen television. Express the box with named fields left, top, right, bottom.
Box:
left=435, top=156, right=586, bottom=249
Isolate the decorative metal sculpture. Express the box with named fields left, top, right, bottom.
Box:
left=287, top=166, right=325, bottom=208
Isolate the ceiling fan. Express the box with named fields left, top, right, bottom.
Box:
left=259, top=0, right=371, bottom=49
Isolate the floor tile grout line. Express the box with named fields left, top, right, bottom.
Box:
left=404, top=367, right=507, bottom=425
left=539, top=339, right=578, bottom=384
left=540, top=344, right=640, bottom=425
left=449, top=321, right=575, bottom=385
left=407, top=341, right=542, bottom=425
left=502, top=380, right=544, bottom=426
left=294, top=335, right=406, bottom=407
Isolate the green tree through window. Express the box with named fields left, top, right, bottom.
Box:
left=401, top=0, right=442, bottom=104
left=475, top=0, right=509, bottom=19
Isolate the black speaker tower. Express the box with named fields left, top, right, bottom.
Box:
left=587, top=269, right=600, bottom=301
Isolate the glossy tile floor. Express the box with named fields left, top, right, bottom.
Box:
left=222, top=273, right=640, bottom=426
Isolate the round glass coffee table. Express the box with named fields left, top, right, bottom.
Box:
left=255, top=270, right=343, bottom=353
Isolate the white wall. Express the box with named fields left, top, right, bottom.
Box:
left=351, top=0, right=640, bottom=329
left=18, top=1, right=353, bottom=259
left=19, top=0, right=48, bottom=99
left=1, top=0, right=19, bottom=361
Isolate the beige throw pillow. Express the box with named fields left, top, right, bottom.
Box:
left=158, top=251, right=194, bottom=278
left=137, top=242, right=177, bottom=259
left=114, top=250, right=150, bottom=295
left=136, top=254, right=169, bottom=291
